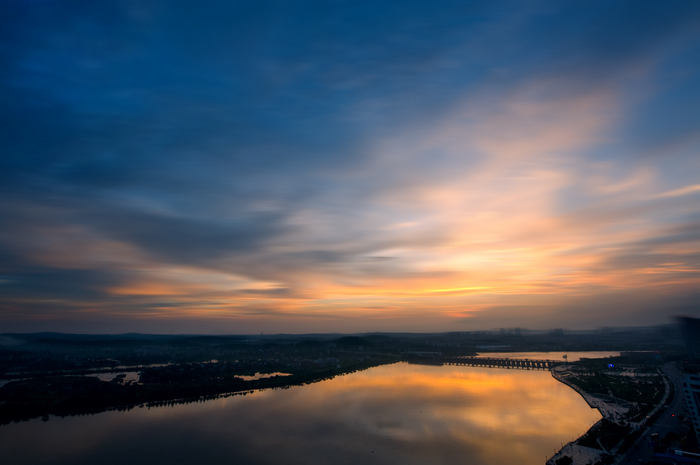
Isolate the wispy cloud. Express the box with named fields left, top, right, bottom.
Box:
left=655, top=184, right=700, bottom=199
left=2, top=1, right=700, bottom=332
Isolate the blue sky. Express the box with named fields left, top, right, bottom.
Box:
left=2, top=1, right=700, bottom=333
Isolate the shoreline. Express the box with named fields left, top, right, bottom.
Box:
left=547, top=364, right=673, bottom=465
left=547, top=368, right=610, bottom=465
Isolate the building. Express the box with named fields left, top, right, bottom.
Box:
left=683, top=373, right=700, bottom=439
left=677, top=316, right=700, bottom=360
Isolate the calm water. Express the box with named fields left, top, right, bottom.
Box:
left=0, top=361, right=601, bottom=465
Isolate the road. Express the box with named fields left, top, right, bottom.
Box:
left=617, top=363, right=689, bottom=465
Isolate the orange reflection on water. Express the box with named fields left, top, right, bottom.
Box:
left=0, top=362, right=601, bottom=465
left=299, top=363, right=601, bottom=464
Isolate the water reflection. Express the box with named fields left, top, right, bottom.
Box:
left=235, top=371, right=292, bottom=381
left=85, top=372, right=140, bottom=383
left=0, top=362, right=600, bottom=465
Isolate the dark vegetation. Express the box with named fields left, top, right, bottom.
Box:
left=577, top=419, right=631, bottom=451
left=0, top=333, right=405, bottom=425
left=0, top=358, right=395, bottom=425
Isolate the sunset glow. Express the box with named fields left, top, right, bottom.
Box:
left=2, top=1, right=700, bottom=333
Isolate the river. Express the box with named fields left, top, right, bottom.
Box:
left=0, top=358, right=604, bottom=465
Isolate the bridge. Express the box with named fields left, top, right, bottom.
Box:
left=406, top=355, right=561, bottom=370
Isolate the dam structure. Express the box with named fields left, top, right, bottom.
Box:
left=406, top=355, right=561, bottom=370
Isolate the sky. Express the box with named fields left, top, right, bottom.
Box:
left=2, top=1, right=700, bottom=334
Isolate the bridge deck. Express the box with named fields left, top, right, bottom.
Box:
left=406, top=356, right=562, bottom=370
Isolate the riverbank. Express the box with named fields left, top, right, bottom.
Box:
left=547, top=361, right=672, bottom=465
left=547, top=367, right=611, bottom=465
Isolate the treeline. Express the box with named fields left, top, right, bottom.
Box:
left=0, top=356, right=397, bottom=425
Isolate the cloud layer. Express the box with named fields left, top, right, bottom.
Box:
left=2, top=1, right=700, bottom=333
